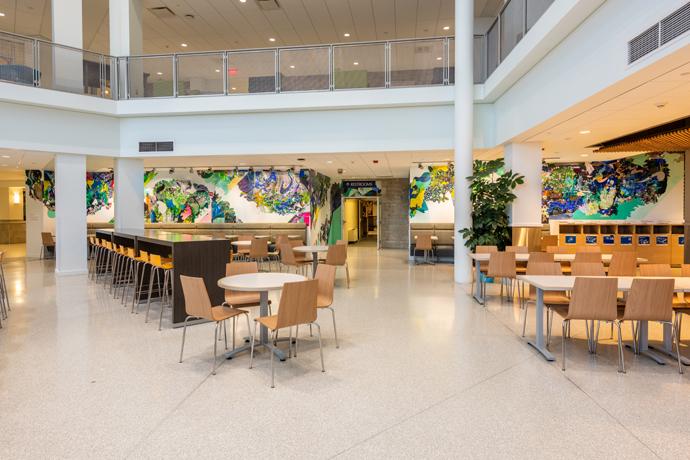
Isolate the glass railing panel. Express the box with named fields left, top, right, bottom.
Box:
left=279, top=46, right=329, bottom=92
left=226, top=49, right=276, bottom=94
left=389, top=39, right=445, bottom=87
left=37, top=42, right=87, bottom=95
left=83, top=50, right=104, bottom=97
left=333, top=43, right=385, bottom=89
left=128, top=55, right=174, bottom=98
left=449, top=38, right=455, bottom=85
left=526, top=0, right=554, bottom=32
left=486, top=20, right=499, bottom=77
left=0, top=32, right=35, bottom=86
left=177, top=52, right=224, bottom=96
left=500, top=0, right=525, bottom=61
left=472, top=36, right=487, bottom=84
left=103, top=56, right=116, bottom=99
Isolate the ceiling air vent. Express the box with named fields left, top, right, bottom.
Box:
left=660, top=2, right=690, bottom=46
left=148, top=6, right=176, bottom=19
left=138, top=142, right=174, bottom=153
left=255, top=0, right=281, bottom=11
left=628, top=24, right=659, bottom=64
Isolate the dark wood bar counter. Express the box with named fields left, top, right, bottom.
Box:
left=95, top=229, right=230, bottom=326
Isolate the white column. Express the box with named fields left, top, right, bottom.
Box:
left=454, top=0, right=474, bottom=284
left=55, top=154, right=87, bottom=275
left=24, top=189, right=45, bottom=259
left=114, top=158, right=144, bottom=230
left=51, top=0, right=83, bottom=92
left=504, top=143, right=543, bottom=226
left=110, top=0, right=144, bottom=97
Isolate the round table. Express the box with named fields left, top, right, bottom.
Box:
left=218, top=272, right=306, bottom=360
left=231, top=240, right=251, bottom=247
left=293, top=245, right=329, bottom=277
left=253, top=235, right=270, bottom=239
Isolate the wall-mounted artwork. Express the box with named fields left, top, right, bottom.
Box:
left=542, top=152, right=683, bottom=222
left=409, top=163, right=454, bottom=223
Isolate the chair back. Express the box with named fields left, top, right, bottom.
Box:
left=180, top=275, right=214, bottom=320
left=528, top=252, right=554, bottom=264
left=574, top=252, right=601, bottom=263
left=571, top=262, right=605, bottom=277
left=150, top=254, right=163, bottom=266
left=237, top=234, right=253, bottom=241
left=41, top=232, right=54, bottom=246
left=567, top=277, right=618, bottom=320
left=280, top=243, right=298, bottom=266
left=476, top=245, right=498, bottom=254
left=639, top=264, right=672, bottom=277
left=622, top=278, right=674, bottom=322
left=276, top=279, right=319, bottom=329
left=607, top=252, right=637, bottom=277
left=249, top=238, right=269, bottom=258
left=682, top=264, right=690, bottom=277
left=416, top=234, right=433, bottom=251
left=139, top=250, right=149, bottom=262
left=526, top=262, right=563, bottom=297
left=274, top=235, right=289, bottom=248
left=579, top=246, right=601, bottom=253
left=487, top=252, right=516, bottom=278
left=290, top=240, right=304, bottom=247
left=506, top=245, right=529, bottom=253
left=325, top=243, right=347, bottom=265
left=225, top=262, right=259, bottom=301
left=315, top=264, right=336, bottom=306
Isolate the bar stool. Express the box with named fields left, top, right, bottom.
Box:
left=145, top=253, right=174, bottom=330
left=0, top=251, right=8, bottom=324
left=130, top=250, right=151, bottom=313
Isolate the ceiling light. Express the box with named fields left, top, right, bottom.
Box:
left=579, top=130, right=591, bottom=134
left=0, top=13, right=5, bottom=17
left=240, top=0, right=247, bottom=2
left=156, top=71, right=163, bottom=76
left=269, top=38, right=276, bottom=42
left=436, top=57, right=443, bottom=61
left=215, top=69, right=220, bottom=73
left=580, top=154, right=589, bottom=158
left=181, top=43, right=188, bottom=47
left=353, top=62, right=359, bottom=66
left=0, top=155, right=9, bottom=159
left=326, top=160, right=333, bottom=164
left=289, top=65, right=295, bottom=69
left=443, top=26, right=450, bottom=31
left=344, top=33, right=350, bottom=37
left=231, top=87, right=236, bottom=91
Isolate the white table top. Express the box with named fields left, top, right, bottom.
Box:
left=254, top=235, right=270, bottom=239
left=231, top=241, right=251, bottom=247
left=517, top=275, right=690, bottom=292
left=414, top=235, right=439, bottom=240
left=293, top=245, right=329, bottom=253
left=218, top=272, right=307, bottom=291
left=287, top=235, right=302, bottom=239
left=469, top=253, right=647, bottom=263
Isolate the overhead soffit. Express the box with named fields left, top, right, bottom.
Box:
left=592, top=117, right=690, bottom=153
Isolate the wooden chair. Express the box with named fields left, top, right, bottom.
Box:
left=249, top=279, right=324, bottom=388
left=574, top=252, right=602, bottom=264
left=414, top=234, right=434, bottom=264
left=546, top=245, right=566, bottom=254
left=315, top=264, right=339, bottom=348
left=561, top=277, right=620, bottom=372
left=527, top=252, right=555, bottom=264
left=222, top=262, right=271, bottom=348
left=472, top=245, right=498, bottom=294
left=522, top=262, right=568, bottom=341
left=233, top=234, right=252, bottom=260
left=484, top=252, right=517, bottom=303
left=179, top=275, right=251, bottom=375
left=279, top=243, right=310, bottom=275
left=506, top=246, right=529, bottom=253
left=616, top=278, right=681, bottom=373
left=607, top=252, right=638, bottom=276
left=571, top=262, right=605, bottom=277
left=639, top=264, right=672, bottom=277
left=248, top=238, right=270, bottom=271
left=325, top=243, right=350, bottom=288
left=40, top=232, right=55, bottom=259
left=579, top=246, right=601, bottom=253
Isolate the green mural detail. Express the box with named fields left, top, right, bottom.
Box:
left=146, top=179, right=210, bottom=223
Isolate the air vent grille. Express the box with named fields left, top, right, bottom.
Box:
left=255, top=0, right=281, bottom=11
left=628, top=24, right=659, bottom=64
left=149, top=6, right=176, bottom=19
left=139, top=141, right=174, bottom=153
left=660, top=2, right=690, bottom=45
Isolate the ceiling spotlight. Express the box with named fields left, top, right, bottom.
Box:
left=0, top=155, right=9, bottom=159
left=344, top=33, right=351, bottom=37
left=269, top=38, right=276, bottom=42
left=579, top=130, right=591, bottom=134
left=215, top=69, right=220, bottom=73
left=353, top=62, right=359, bottom=66
left=0, top=13, right=5, bottom=17
left=156, top=71, right=163, bottom=76
left=443, top=26, right=450, bottom=31
left=436, top=57, right=443, bottom=61
left=181, top=43, right=188, bottom=47
left=580, top=154, right=590, bottom=158
left=169, top=167, right=175, bottom=174
left=290, top=65, right=295, bottom=69
left=240, top=0, right=247, bottom=2
left=231, top=87, right=237, bottom=91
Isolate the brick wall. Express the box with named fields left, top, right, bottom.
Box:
left=378, top=178, right=409, bottom=249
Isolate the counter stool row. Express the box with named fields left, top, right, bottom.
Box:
left=88, top=237, right=174, bottom=330
left=0, top=251, right=11, bottom=329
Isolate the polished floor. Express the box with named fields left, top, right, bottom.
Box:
left=1, top=247, right=690, bottom=459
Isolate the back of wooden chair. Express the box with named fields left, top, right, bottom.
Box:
left=567, top=277, right=618, bottom=321
left=280, top=243, right=298, bottom=266
left=41, top=232, right=54, bottom=246
left=180, top=275, right=214, bottom=320
left=528, top=252, right=554, bottom=264
left=571, top=262, right=605, bottom=277
left=226, top=261, right=258, bottom=277
left=574, top=252, right=601, bottom=263
left=607, top=252, right=638, bottom=277
left=506, top=246, right=529, bottom=253
left=487, top=252, right=516, bottom=278
left=476, top=245, right=498, bottom=254
left=274, top=235, right=289, bottom=247
left=639, top=264, right=672, bottom=277
left=622, top=278, right=674, bottom=322
left=325, top=243, right=347, bottom=265
left=276, top=279, right=319, bottom=329
left=249, top=238, right=269, bottom=258
left=315, top=264, right=336, bottom=306
left=526, top=262, right=563, bottom=297
left=579, top=246, right=601, bottom=253
left=416, top=234, right=433, bottom=251
left=237, top=234, right=253, bottom=242
left=682, top=264, right=690, bottom=277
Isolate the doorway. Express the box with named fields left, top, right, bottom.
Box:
left=342, top=198, right=379, bottom=248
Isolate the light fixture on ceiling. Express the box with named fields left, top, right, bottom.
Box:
left=181, top=43, right=188, bottom=47
left=0, top=155, right=9, bottom=159
left=344, top=33, right=350, bottom=37
left=353, top=61, right=359, bottom=66
left=326, top=160, right=333, bottom=164
left=0, top=12, right=5, bottom=17
left=231, top=87, right=237, bottom=91
left=443, top=26, right=450, bottom=31
left=289, top=65, right=295, bottom=69
left=239, top=0, right=247, bottom=3
left=215, top=69, right=220, bottom=73
left=580, top=153, right=589, bottom=158
left=269, top=38, right=276, bottom=42
left=12, top=191, right=20, bottom=204
left=436, top=57, right=443, bottom=61
left=156, top=71, right=163, bottom=76
left=579, top=130, right=591, bottom=134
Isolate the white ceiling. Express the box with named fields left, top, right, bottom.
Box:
left=0, top=0, right=504, bottom=55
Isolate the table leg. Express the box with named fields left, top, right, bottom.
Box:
left=472, top=259, right=484, bottom=304
left=648, top=322, right=690, bottom=366
left=528, top=288, right=555, bottom=361
left=311, top=252, right=318, bottom=278
left=625, top=320, right=666, bottom=365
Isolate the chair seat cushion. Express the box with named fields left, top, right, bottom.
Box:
left=317, top=294, right=332, bottom=308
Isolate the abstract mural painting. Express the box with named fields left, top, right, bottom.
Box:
left=145, top=173, right=211, bottom=223
left=542, top=152, right=683, bottom=222
left=86, top=172, right=115, bottom=217
left=409, top=163, right=455, bottom=223
left=25, top=170, right=43, bottom=202
left=42, top=171, right=56, bottom=218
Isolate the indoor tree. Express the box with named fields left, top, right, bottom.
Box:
left=459, top=158, right=524, bottom=251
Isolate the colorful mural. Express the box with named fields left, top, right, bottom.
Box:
left=25, top=170, right=43, bottom=202
left=42, top=171, right=56, bottom=218
left=409, top=164, right=455, bottom=223
left=327, top=183, right=343, bottom=244
left=86, top=172, right=114, bottom=216
left=146, top=177, right=211, bottom=223
left=542, top=152, right=684, bottom=222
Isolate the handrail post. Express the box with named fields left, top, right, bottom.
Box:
left=274, top=49, right=280, bottom=93
left=443, top=37, right=449, bottom=85
left=32, top=39, right=40, bottom=87
left=173, top=54, right=178, bottom=97
left=223, top=51, right=228, bottom=96
left=329, top=44, right=334, bottom=91
left=384, top=42, right=391, bottom=88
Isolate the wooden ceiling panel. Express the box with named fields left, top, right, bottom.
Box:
left=372, top=0, right=396, bottom=40
left=302, top=0, right=338, bottom=44
left=324, top=0, right=356, bottom=40
left=278, top=0, right=320, bottom=45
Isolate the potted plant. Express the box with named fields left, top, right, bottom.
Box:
left=459, top=158, right=524, bottom=251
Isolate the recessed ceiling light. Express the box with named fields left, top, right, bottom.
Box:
left=326, top=160, right=333, bottom=164
left=353, top=62, right=359, bottom=66
left=181, top=43, right=188, bottom=47
left=269, top=38, right=276, bottom=42
left=579, top=130, right=591, bottom=134
left=156, top=71, right=163, bottom=75
left=289, top=65, right=295, bottom=69
left=443, top=26, right=450, bottom=31
left=344, top=33, right=350, bottom=37
left=231, top=87, right=236, bottom=91
left=436, top=57, right=443, bottom=61
left=0, top=12, right=5, bottom=17
left=0, top=155, right=9, bottom=159
left=239, top=0, right=247, bottom=2
left=215, top=69, right=220, bottom=73
left=580, top=154, right=589, bottom=158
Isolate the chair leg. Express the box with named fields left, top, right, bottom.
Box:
left=521, top=301, right=528, bottom=337
left=616, top=321, right=625, bottom=373
left=329, top=307, right=339, bottom=348
left=232, top=316, right=236, bottom=350
left=249, top=321, right=258, bottom=369
left=345, top=263, right=350, bottom=288
left=144, top=267, right=157, bottom=321
left=271, top=329, right=277, bottom=388
left=179, top=316, right=191, bottom=363
left=314, top=322, right=325, bottom=372
left=212, top=322, right=219, bottom=375
left=562, top=320, right=568, bottom=371
left=672, top=319, right=683, bottom=374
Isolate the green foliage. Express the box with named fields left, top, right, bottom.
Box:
left=459, top=159, right=524, bottom=251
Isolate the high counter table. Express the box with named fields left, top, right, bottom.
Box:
left=95, top=229, right=230, bottom=327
